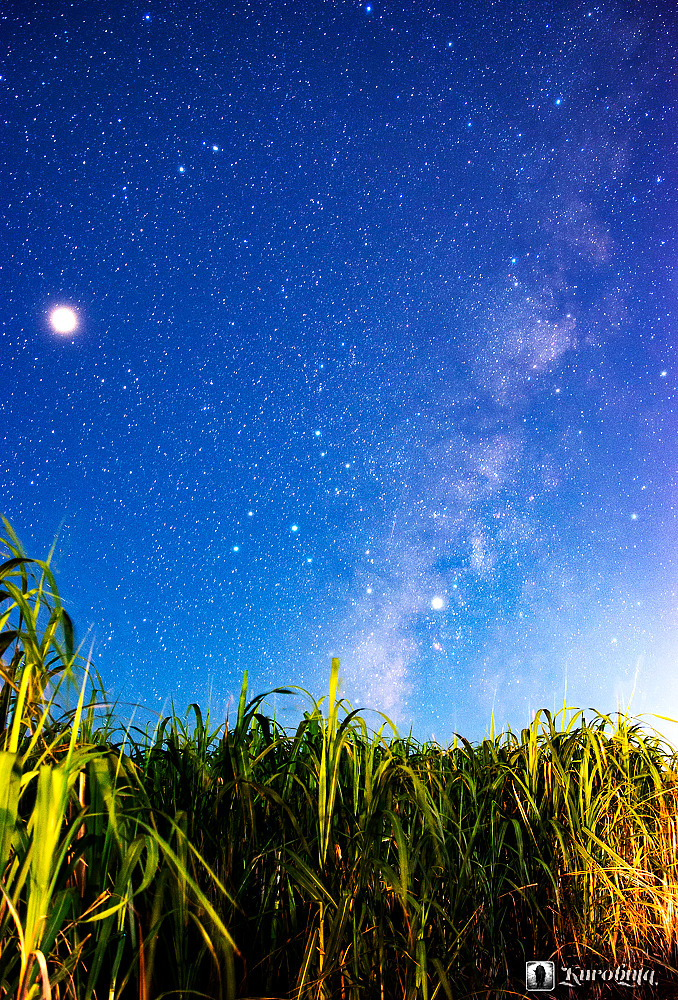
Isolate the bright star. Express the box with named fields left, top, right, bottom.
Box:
left=431, top=596, right=444, bottom=610
left=49, top=306, right=78, bottom=335
left=291, top=524, right=299, bottom=532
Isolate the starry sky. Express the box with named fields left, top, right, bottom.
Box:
left=3, top=1, right=677, bottom=743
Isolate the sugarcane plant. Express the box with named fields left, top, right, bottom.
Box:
left=0, top=518, right=238, bottom=1000
left=2, top=514, right=678, bottom=1000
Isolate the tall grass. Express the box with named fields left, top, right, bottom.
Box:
left=1, top=517, right=678, bottom=999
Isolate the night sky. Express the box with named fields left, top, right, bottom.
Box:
left=3, top=1, right=677, bottom=743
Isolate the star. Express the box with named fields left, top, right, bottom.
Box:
left=49, top=306, right=78, bottom=335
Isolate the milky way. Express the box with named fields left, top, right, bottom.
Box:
left=2, top=2, right=677, bottom=742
